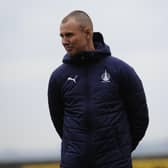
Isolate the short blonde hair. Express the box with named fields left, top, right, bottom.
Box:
left=61, top=10, right=93, bottom=32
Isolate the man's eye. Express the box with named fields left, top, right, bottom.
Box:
left=66, top=33, right=73, bottom=37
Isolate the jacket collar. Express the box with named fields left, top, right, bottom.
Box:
left=63, top=32, right=112, bottom=64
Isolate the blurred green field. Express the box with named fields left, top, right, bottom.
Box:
left=1, top=158, right=168, bottom=168
left=22, top=163, right=59, bottom=168
left=22, top=158, right=168, bottom=168
left=133, top=158, right=168, bottom=168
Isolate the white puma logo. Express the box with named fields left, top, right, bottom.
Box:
left=67, top=75, right=78, bottom=83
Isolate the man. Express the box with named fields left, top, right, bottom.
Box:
left=48, top=10, right=149, bottom=168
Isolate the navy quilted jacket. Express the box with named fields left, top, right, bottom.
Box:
left=48, top=32, right=149, bottom=168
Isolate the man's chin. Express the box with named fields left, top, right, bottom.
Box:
left=67, top=51, right=77, bottom=56
left=67, top=49, right=84, bottom=56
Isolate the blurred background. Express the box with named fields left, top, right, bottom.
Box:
left=0, top=0, right=168, bottom=167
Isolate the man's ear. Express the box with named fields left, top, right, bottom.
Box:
left=84, top=27, right=92, bottom=39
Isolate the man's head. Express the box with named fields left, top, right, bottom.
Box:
left=60, top=10, right=95, bottom=56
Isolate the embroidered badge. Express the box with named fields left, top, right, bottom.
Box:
left=101, top=69, right=111, bottom=83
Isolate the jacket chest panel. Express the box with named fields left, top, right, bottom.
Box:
left=61, top=66, right=120, bottom=102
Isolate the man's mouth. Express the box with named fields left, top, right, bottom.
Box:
left=65, top=46, right=73, bottom=52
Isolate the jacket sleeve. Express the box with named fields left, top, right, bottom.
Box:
left=119, top=64, right=149, bottom=151
left=48, top=71, right=64, bottom=138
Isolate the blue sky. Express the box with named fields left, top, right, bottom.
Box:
left=0, top=0, right=168, bottom=161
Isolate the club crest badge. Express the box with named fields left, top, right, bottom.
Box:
left=101, top=69, right=111, bottom=83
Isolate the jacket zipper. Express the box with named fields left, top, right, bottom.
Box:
left=85, top=63, right=96, bottom=166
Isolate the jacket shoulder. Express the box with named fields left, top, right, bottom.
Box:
left=49, top=64, right=67, bottom=82
left=106, top=56, right=143, bottom=91
left=104, top=56, right=136, bottom=79
left=106, top=56, right=133, bottom=70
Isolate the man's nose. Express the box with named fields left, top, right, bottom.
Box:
left=62, top=37, right=69, bottom=45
